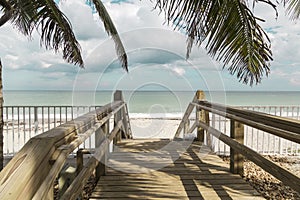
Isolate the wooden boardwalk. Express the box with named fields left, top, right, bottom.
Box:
left=90, top=139, right=263, bottom=199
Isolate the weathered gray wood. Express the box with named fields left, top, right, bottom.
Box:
left=205, top=110, right=211, bottom=146
left=183, top=118, right=190, bottom=136
left=34, top=103, right=125, bottom=199
left=126, top=104, right=133, bottom=138
left=200, top=101, right=300, bottom=136
left=91, top=140, right=263, bottom=199
left=0, top=138, right=56, bottom=200
left=193, top=102, right=300, bottom=144
left=198, top=120, right=300, bottom=193
left=122, top=103, right=132, bottom=139
left=196, top=90, right=206, bottom=142
left=61, top=120, right=123, bottom=200
left=174, top=103, right=195, bottom=138
left=188, top=121, right=198, bottom=134
left=95, top=120, right=109, bottom=180
left=174, top=91, right=200, bottom=138
left=0, top=100, right=124, bottom=199
left=76, top=149, right=91, bottom=175
left=224, top=103, right=300, bottom=133
left=230, top=120, right=244, bottom=176
left=114, top=91, right=124, bottom=143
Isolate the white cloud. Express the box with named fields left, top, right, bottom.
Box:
left=254, top=3, right=300, bottom=71
left=1, top=0, right=300, bottom=91
left=104, top=1, right=165, bottom=32
left=59, top=0, right=106, bottom=41
left=161, top=64, right=186, bottom=77
left=172, top=67, right=185, bottom=76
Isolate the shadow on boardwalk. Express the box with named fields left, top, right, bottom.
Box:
left=90, top=139, right=263, bottom=199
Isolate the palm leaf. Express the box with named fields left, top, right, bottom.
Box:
left=1, top=0, right=83, bottom=67
left=1, top=1, right=36, bottom=36
left=89, top=0, right=128, bottom=71
left=0, top=9, right=13, bottom=27
left=0, top=0, right=12, bottom=26
left=34, top=0, right=83, bottom=67
left=155, top=0, right=273, bottom=85
left=285, top=0, right=300, bottom=20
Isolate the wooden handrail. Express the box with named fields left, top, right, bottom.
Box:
left=61, top=120, right=123, bottom=200
left=175, top=90, right=300, bottom=193
left=198, top=120, right=300, bottom=192
left=174, top=102, right=195, bottom=138
left=192, top=102, right=300, bottom=144
left=0, top=91, right=132, bottom=200
left=199, top=101, right=300, bottom=135
left=32, top=102, right=125, bottom=199
left=174, top=91, right=205, bottom=138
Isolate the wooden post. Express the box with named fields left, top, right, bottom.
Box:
left=76, top=150, right=84, bottom=175
left=196, top=90, right=206, bottom=142
left=114, top=91, right=124, bottom=143
left=95, top=120, right=109, bottom=180
left=230, top=120, right=244, bottom=176
left=122, top=104, right=132, bottom=139
left=76, top=149, right=91, bottom=175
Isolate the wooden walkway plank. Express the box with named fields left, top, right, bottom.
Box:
left=91, top=139, right=264, bottom=199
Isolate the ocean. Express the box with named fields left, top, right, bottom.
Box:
left=3, top=90, right=300, bottom=106
left=2, top=90, right=300, bottom=155
left=3, top=90, right=300, bottom=116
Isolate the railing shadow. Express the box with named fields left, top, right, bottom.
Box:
left=94, top=140, right=261, bottom=199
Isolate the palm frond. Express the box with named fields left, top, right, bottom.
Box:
left=0, top=9, right=13, bottom=27
left=34, top=0, right=83, bottom=67
left=285, top=0, right=300, bottom=20
left=1, top=0, right=83, bottom=67
left=90, top=0, right=128, bottom=71
left=155, top=0, right=273, bottom=85
left=255, top=0, right=278, bottom=18
left=2, top=1, right=36, bottom=36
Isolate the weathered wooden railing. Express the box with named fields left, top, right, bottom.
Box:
left=3, top=105, right=102, bottom=155
left=0, top=90, right=132, bottom=200
left=175, top=90, right=300, bottom=193
left=208, top=105, right=300, bottom=155
left=3, top=103, right=300, bottom=156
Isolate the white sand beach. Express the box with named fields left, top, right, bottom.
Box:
left=3, top=116, right=300, bottom=157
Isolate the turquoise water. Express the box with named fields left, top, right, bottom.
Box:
left=3, top=90, right=300, bottom=113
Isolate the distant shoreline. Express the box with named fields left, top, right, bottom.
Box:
left=3, top=89, right=300, bottom=92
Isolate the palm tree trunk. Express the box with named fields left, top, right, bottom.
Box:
left=0, top=59, right=3, bottom=170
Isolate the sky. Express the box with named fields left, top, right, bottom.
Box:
left=1, top=0, right=300, bottom=91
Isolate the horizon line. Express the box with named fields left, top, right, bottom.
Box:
left=3, top=89, right=300, bottom=92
